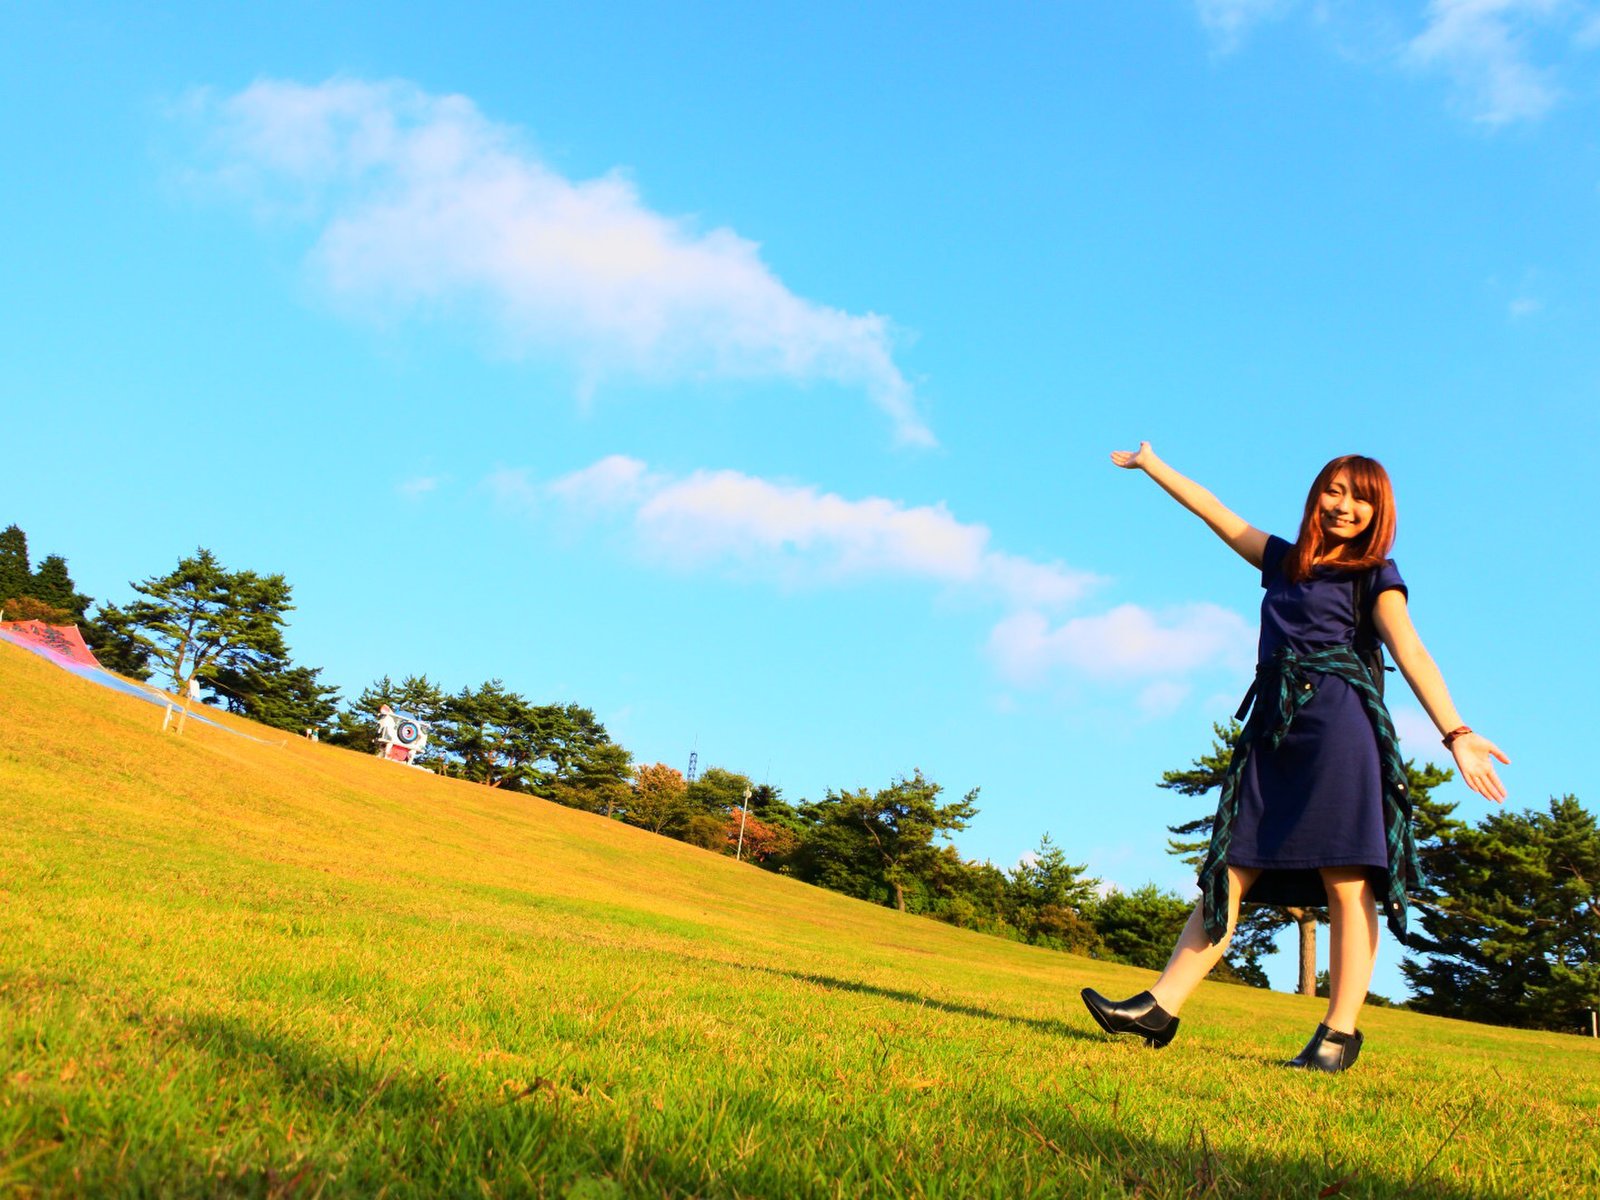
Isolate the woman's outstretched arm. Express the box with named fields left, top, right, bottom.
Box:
left=1110, top=441, right=1270, bottom=567
left=1373, top=589, right=1510, bottom=803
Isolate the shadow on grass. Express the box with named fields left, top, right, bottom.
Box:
left=742, top=963, right=1102, bottom=1044
left=979, top=1087, right=1513, bottom=1200
left=178, top=1012, right=449, bottom=1114
left=134, top=1009, right=1533, bottom=1199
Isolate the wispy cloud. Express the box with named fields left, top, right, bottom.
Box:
left=1196, top=1, right=1600, bottom=125
left=1196, top=0, right=1299, bottom=51
left=1405, top=0, right=1574, bottom=125
left=518, top=455, right=1252, bottom=700
left=1138, top=680, right=1195, bottom=719
left=1389, top=702, right=1441, bottom=750
left=545, top=455, right=1097, bottom=608
left=397, top=474, right=443, bottom=498
left=180, top=77, right=932, bottom=446
left=1508, top=294, right=1543, bottom=318
left=482, top=465, right=541, bottom=515
left=987, top=605, right=1254, bottom=685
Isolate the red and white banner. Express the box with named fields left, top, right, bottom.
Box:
left=0, top=621, right=104, bottom=669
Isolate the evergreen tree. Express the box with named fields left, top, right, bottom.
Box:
left=1402, top=795, right=1600, bottom=1031
left=439, top=680, right=542, bottom=788
left=28, top=554, right=92, bottom=620
left=0, top=524, right=30, bottom=606
left=545, top=741, right=634, bottom=817
left=1405, top=760, right=1466, bottom=903
left=922, top=853, right=1014, bottom=937
left=123, top=549, right=293, bottom=691
left=1006, top=833, right=1104, bottom=951
left=330, top=674, right=450, bottom=754
left=81, top=603, right=153, bottom=680
left=687, top=766, right=756, bottom=816
left=525, top=702, right=614, bottom=794
left=1089, top=885, right=1193, bottom=973
left=207, top=655, right=342, bottom=734
left=791, top=771, right=979, bottom=913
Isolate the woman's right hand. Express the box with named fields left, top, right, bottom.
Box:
left=1451, top=733, right=1511, bottom=804
left=1110, top=441, right=1155, bottom=470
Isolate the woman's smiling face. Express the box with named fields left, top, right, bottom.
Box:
left=1319, top=468, right=1374, bottom=546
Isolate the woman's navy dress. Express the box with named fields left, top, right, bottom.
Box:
left=1229, top=535, right=1407, bottom=908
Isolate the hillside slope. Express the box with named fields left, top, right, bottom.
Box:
left=1, top=642, right=1595, bottom=1198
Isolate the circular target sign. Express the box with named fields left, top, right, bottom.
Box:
left=396, top=720, right=421, bottom=745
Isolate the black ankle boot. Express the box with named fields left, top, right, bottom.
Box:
left=1080, top=988, right=1180, bottom=1048
left=1285, top=1024, right=1363, bottom=1072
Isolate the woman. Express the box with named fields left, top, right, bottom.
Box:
left=1082, top=442, right=1509, bottom=1072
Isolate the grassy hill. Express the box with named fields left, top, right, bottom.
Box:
left=1, top=642, right=1595, bottom=1198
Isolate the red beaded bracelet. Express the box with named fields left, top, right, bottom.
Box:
left=1442, top=725, right=1472, bottom=749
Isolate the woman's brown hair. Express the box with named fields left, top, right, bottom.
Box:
left=1285, top=455, right=1397, bottom=583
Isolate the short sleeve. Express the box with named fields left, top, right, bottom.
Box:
left=1371, top=559, right=1407, bottom=603
left=1261, top=535, right=1292, bottom=589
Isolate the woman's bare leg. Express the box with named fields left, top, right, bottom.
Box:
left=1322, top=866, right=1380, bottom=1034
left=1148, top=865, right=1261, bottom=1014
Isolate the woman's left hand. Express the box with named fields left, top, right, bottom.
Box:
left=1451, top=733, right=1510, bottom=804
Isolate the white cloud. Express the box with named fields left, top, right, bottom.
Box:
left=482, top=465, right=540, bottom=514
left=521, top=456, right=1257, bottom=698
left=183, top=77, right=932, bottom=445
left=987, top=604, right=1254, bottom=685
left=1138, top=680, right=1194, bottom=719
left=542, top=456, right=1098, bottom=608
left=1508, top=294, right=1544, bottom=317
left=1196, top=0, right=1299, bottom=50
left=546, top=454, right=661, bottom=508
left=1197, top=1, right=1600, bottom=125
left=1389, top=702, right=1441, bottom=750
left=397, top=474, right=442, bottom=497
left=1406, top=0, right=1571, bottom=125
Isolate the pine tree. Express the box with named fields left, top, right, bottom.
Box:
left=29, top=554, right=92, bottom=620
left=1006, top=833, right=1105, bottom=954
left=328, top=675, right=450, bottom=753
left=0, top=524, right=30, bottom=607
left=207, top=655, right=342, bottom=733
left=546, top=741, right=634, bottom=817
left=81, top=603, right=154, bottom=680
left=123, top=549, right=293, bottom=691
left=1089, top=885, right=1193, bottom=972
left=1402, top=795, right=1600, bottom=1031
left=791, top=772, right=978, bottom=914
left=439, top=680, right=542, bottom=789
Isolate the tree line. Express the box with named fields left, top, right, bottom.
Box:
left=4, top=525, right=1596, bottom=1034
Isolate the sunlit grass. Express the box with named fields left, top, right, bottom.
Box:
left=2, top=643, right=1596, bottom=1197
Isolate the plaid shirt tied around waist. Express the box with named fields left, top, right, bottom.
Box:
left=1197, top=643, right=1421, bottom=945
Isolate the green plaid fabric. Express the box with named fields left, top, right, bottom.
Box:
left=1197, top=643, right=1420, bottom=945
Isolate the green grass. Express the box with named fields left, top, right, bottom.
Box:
left=1, top=643, right=1596, bottom=1198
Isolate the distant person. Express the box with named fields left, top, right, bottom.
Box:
left=1083, top=443, right=1509, bottom=1072
left=375, top=704, right=398, bottom=755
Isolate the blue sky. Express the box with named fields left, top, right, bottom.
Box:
left=4, top=2, right=1597, bottom=997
